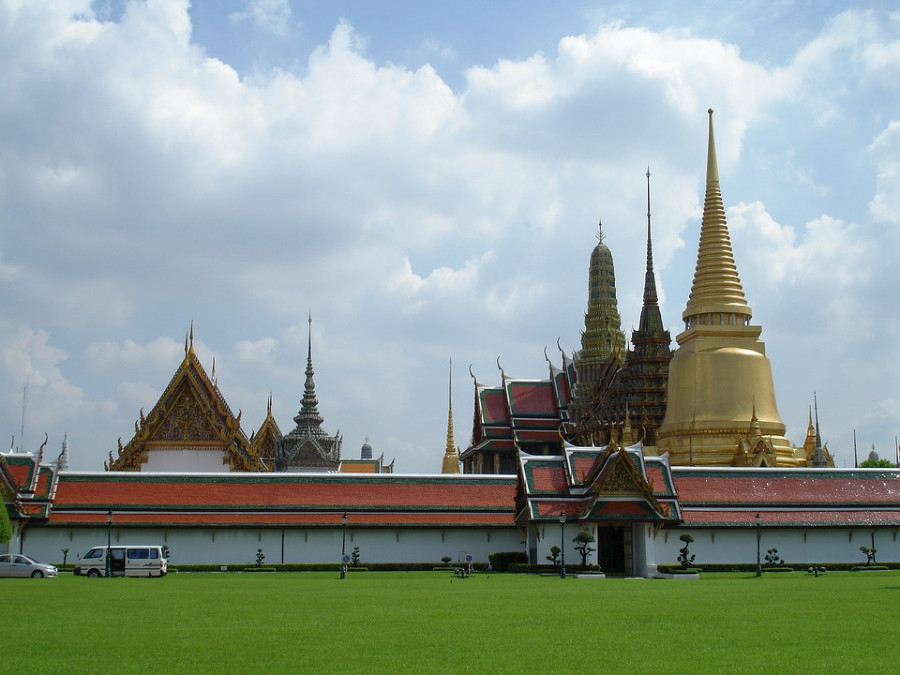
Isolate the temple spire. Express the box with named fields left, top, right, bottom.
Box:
left=812, top=391, right=827, bottom=467
left=442, top=358, right=461, bottom=473
left=682, top=109, right=752, bottom=326
left=643, top=167, right=657, bottom=304
left=294, top=315, right=324, bottom=429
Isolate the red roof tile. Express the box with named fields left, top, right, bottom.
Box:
left=481, top=390, right=510, bottom=424
left=56, top=476, right=513, bottom=509
left=683, top=509, right=900, bottom=527
left=508, top=382, right=557, bottom=416
left=673, top=469, right=900, bottom=506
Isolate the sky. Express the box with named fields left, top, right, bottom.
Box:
left=1, top=0, right=898, bottom=473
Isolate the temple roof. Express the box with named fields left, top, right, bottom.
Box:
left=517, top=441, right=681, bottom=523
left=107, top=333, right=265, bottom=472
left=44, top=472, right=517, bottom=528
left=672, top=467, right=900, bottom=527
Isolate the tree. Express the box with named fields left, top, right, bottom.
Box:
left=255, top=548, right=265, bottom=567
left=546, top=546, right=561, bottom=566
left=764, top=548, right=783, bottom=567
left=0, top=500, right=11, bottom=545
left=859, top=458, right=896, bottom=468
left=572, top=530, right=596, bottom=570
left=860, top=546, right=877, bottom=565
left=677, top=534, right=696, bottom=569
left=351, top=546, right=361, bottom=566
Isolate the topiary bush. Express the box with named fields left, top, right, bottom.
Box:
left=488, top=551, right=528, bottom=572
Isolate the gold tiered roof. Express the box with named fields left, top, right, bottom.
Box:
left=683, top=110, right=753, bottom=324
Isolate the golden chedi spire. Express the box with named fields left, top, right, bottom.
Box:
left=682, top=112, right=753, bottom=323
left=442, top=358, right=461, bottom=474
left=657, top=109, right=801, bottom=467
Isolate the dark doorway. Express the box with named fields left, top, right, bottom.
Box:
left=597, top=526, right=626, bottom=574
left=110, top=548, right=126, bottom=576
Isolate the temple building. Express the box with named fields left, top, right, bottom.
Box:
left=107, top=318, right=350, bottom=473
left=569, top=222, right=628, bottom=443
left=0, top=111, right=891, bottom=576
left=106, top=328, right=267, bottom=472
left=462, top=111, right=832, bottom=474
left=277, top=317, right=343, bottom=472
left=655, top=111, right=825, bottom=467
left=461, top=173, right=671, bottom=472
left=603, top=170, right=673, bottom=446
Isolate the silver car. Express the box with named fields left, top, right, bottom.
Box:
left=0, top=554, right=58, bottom=578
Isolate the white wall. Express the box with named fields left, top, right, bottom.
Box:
left=143, top=448, right=230, bottom=472
left=15, top=521, right=900, bottom=570
left=654, top=527, right=900, bottom=566
left=18, top=524, right=522, bottom=567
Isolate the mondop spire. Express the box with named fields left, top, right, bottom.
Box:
left=279, top=316, right=343, bottom=471
left=657, top=110, right=801, bottom=467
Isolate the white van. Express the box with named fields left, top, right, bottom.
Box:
left=74, top=546, right=168, bottom=578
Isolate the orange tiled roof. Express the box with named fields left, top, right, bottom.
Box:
left=48, top=473, right=518, bottom=528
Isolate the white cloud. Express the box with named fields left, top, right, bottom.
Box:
left=229, top=0, right=291, bottom=36
left=869, top=119, right=900, bottom=223
left=0, top=3, right=897, bottom=472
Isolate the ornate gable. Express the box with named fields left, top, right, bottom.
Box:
left=107, top=337, right=265, bottom=472
left=250, top=396, right=281, bottom=468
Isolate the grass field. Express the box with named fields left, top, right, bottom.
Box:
left=3, top=570, right=898, bottom=673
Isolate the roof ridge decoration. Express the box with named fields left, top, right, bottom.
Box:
left=683, top=109, right=752, bottom=324
left=107, top=331, right=264, bottom=472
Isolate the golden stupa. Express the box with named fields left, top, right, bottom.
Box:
left=656, top=110, right=803, bottom=467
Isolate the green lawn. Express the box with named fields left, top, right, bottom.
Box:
left=3, top=570, right=897, bottom=673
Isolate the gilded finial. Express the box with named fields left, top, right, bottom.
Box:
left=596, top=219, right=605, bottom=243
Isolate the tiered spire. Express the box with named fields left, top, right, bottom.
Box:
left=580, top=221, right=626, bottom=361
left=442, top=359, right=461, bottom=474
left=682, top=109, right=752, bottom=327
left=293, top=314, right=325, bottom=432
left=279, top=315, right=342, bottom=471
left=638, top=168, right=664, bottom=334
left=603, top=168, right=672, bottom=446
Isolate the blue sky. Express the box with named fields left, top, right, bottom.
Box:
left=1, top=0, right=898, bottom=472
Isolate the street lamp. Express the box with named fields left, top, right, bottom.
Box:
left=755, top=512, right=761, bottom=577
left=340, top=512, right=349, bottom=579
left=106, top=510, right=112, bottom=578
left=559, top=511, right=566, bottom=579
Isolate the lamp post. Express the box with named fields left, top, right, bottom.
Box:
left=340, top=512, right=348, bottom=579
left=559, top=511, right=566, bottom=579
left=106, top=510, right=112, bottom=578
left=755, top=512, right=761, bottom=577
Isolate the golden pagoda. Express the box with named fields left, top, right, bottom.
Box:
left=657, top=110, right=802, bottom=467
left=441, top=359, right=461, bottom=474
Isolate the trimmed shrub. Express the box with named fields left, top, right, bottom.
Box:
left=488, top=551, right=528, bottom=572
left=658, top=564, right=702, bottom=574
